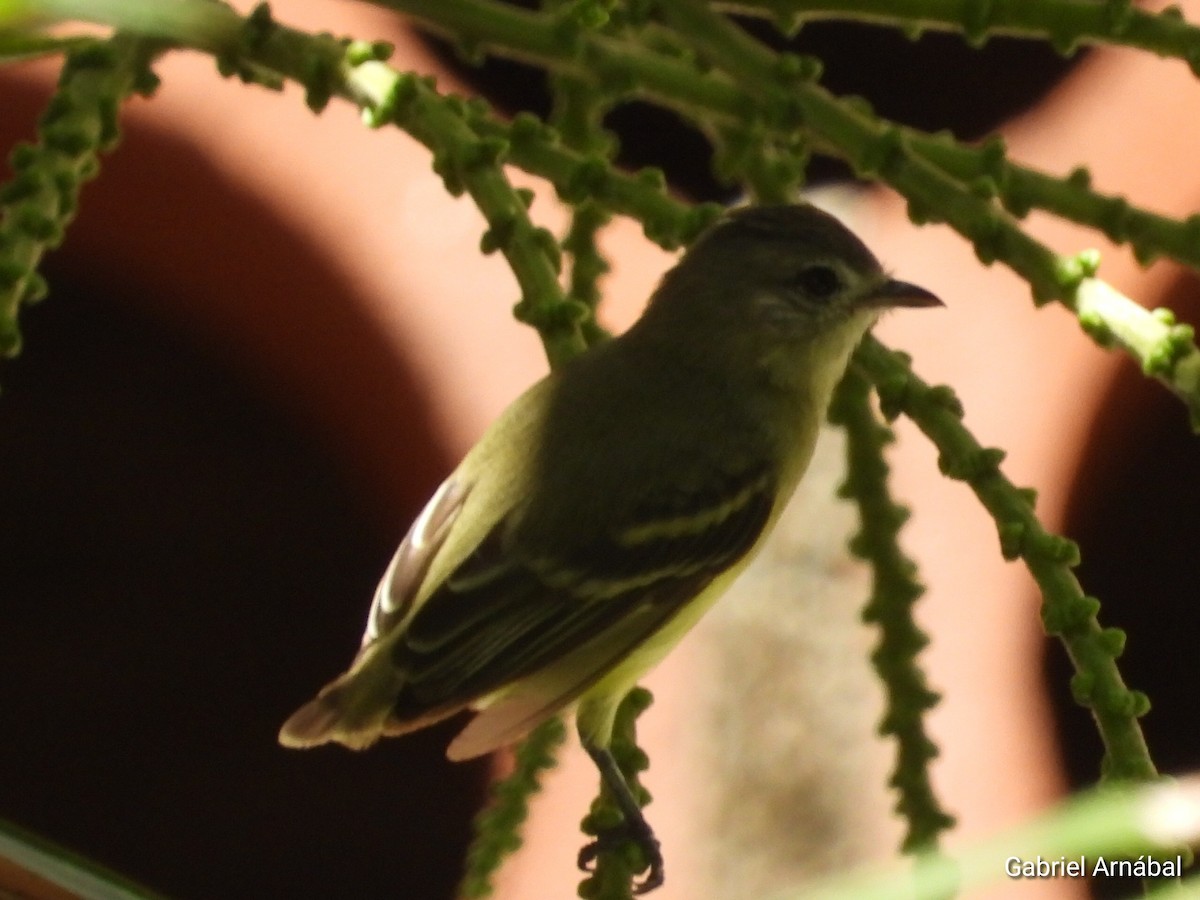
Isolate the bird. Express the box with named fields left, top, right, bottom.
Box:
left=279, top=202, right=941, bottom=893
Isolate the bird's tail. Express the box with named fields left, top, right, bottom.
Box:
left=278, top=671, right=391, bottom=750
left=279, top=653, right=467, bottom=751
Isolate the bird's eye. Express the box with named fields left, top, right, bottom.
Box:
left=793, top=264, right=841, bottom=299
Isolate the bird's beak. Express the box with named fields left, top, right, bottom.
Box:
left=864, top=278, right=943, bottom=309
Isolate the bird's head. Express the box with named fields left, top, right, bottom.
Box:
left=644, top=204, right=941, bottom=359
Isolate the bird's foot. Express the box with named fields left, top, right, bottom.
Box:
left=578, top=816, right=664, bottom=894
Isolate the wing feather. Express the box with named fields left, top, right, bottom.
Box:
left=386, top=466, right=777, bottom=738
left=362, top=476, right=470, bottom=647
left=279, top=379, right=552, bottom=749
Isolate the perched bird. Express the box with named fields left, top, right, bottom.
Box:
left=280, top=202, right=941, bottom=893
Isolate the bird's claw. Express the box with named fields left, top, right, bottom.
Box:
left=578, top=818, right=664, bottom=894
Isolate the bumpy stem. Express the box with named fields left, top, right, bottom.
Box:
left=853, top=335, right=1156, bottom=784
left=829, top=368, right=956, bottom=851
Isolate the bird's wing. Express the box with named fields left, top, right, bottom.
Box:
left=360, top=476, right=470, bottom=649
left=386, top=464, right=779, bottom=757
left=278, top=379, right=551, bottom=749
left=360, top=378, right=557, bottom=654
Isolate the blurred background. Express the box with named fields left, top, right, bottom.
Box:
left=1, top=1, right=1199, bottom=897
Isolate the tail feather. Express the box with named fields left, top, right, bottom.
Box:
left=445, top=689, right=564, bottom=761
left=279, top=698, right=344, bottom=749
left=278, top=681, right=384, bottom=750
left=279, top=666, right=469, bottom=751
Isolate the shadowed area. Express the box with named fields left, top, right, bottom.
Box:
left=0, top=77, right=484, bottom=899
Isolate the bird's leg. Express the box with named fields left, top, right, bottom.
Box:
left=578, top=741, right=664, bottom=894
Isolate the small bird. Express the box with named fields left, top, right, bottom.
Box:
left=279, top=203, right=940, bottom=893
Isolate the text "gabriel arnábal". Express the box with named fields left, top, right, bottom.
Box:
left=1005, top=855, right=1185, bottom=879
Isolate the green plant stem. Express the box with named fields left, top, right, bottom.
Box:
left=377, top=0, right=1200, bottom=415
left=543, top=0, right=616, bottom=346
left=828, top=368, right=954, bottom=853
left=209, top=11, right=587, bottom=364
left=280, top=16, right=594, bottom=365
left=909, top=134, right=1200, bottom=271
left=28, top=1, right=1200, bottom=411
left=9, top=0, right=241, bottom=49
left=30, top=1, right=1200, bottom=284
left=852, top=334, right=1156, bottom=784
left=1074, top=277, right=1200, bottom=427
left=352, top=62, right=589, bottom=366
left=0, top=33, right=160, bottom=356
left=0, top=29, right=97, bottom=60
left=561, top=199, right=613, bottom=346
left=372, top=0, right=750, bottom=117
left=475, top=111, right=723, bottom=250
left=378, top=0, right=1200, bottom=277
left=656, top=0, right=1200, bottom=427
left=723, top=0, right=1200, bottom=67
left=9, top=0, right=588, bottom=364
left=630, top=4, right=1200, bottom=282
left=656, top=0, right=1060, bottom=293
left=459, top=717, right=567, bottom=899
